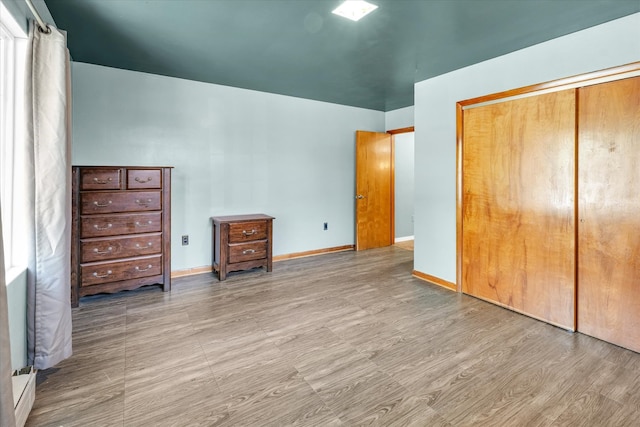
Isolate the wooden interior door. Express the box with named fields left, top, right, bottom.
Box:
left=577, top=76, right=640, bottom=352
left=461, top=90, right=576, bottom=330
left=355, top=130, right=393, bottom=251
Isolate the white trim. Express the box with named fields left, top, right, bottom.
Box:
left=5, top=266, right=27, bottom=285
left=394, top=235, right=414, bottom=243
left=0, top=4, right=28, bottom=273
left=0, top=2, right=28, bottom=38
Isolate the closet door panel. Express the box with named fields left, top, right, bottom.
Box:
left=462, top=89, right=576, bottom=329
left=578, top=76, right=640, bottom=352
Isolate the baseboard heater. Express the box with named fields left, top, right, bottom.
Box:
left=12, top=366, right=36, bottom=427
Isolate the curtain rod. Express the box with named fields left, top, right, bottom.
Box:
left=25, top=0, right=51, bottom=33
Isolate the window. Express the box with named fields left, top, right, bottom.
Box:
left=0, top=4, right=27, bottom=273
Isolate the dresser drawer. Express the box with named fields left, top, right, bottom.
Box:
left=80, top=212, right=162, bottom=238
left=80, top=233, right=162, bottom=262
left=80, top=169, right=121, bottom=190
left=228, top=241, right=267, bottom=263
left=80, top=191, right=161, bottom=214
left=228, top=221, right=268, bottom=243
left=80, top=255, right=162, bottom=287
left=127, top=169, right=162, bottom=189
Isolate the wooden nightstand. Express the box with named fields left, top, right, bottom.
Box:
left=211, top=214, right=274, bottom=281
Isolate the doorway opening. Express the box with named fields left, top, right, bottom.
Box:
left=355, top=127, right=414, bottom=251
left=393, top=130, right=414, bottom=251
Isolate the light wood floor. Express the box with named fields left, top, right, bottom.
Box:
left=394, top=240, right=414, bottom=251
left=27, top=247, right=640, bottom=426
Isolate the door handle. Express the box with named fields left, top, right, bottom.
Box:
left=356, top=194, right=365, bottom=200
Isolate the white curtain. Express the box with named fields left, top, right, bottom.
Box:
left=23, top=22, right=72, bottom=370
left=0, top=209, right=16, bottom=427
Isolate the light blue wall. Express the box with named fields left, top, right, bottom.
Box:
left=413, top=13, right=640, bottom=283
left=7, top=269, right=27, bottom=370
left=385, top=106, right=414, bottom=131
left=394, top=133, right=414, bottom=239
left=71, top=63, right=385, bottom=271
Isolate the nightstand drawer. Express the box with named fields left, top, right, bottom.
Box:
left=228, top=241, right=267, bottom=263
left=80, top=213, right=162, bottom=238
left=80, top=191, right=161, bottom=214
left=80, top=169, right=121, bottom=190
left=127, top=169, right=162, bottom=189
left=80, top=233, right=162, bottom=262
left=229, top=221, right=267, bottom=243
left=80, top=255, right=162, bottom=286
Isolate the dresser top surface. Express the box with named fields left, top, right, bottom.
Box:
left=211, top=214, right=275, bottom=224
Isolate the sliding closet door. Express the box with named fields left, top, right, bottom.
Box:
left=578, top=76, right=640, bottom=352
left=462, top=89, right=576, bottom=330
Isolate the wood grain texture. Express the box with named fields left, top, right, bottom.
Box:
left=458, top=61, right=640, bottom=108
left=412, top=270, right=456, bottom=291
left=462, top=89, right=576, bottom=330
left=456, top=102, right=464, bottom=292
left=80, top=255, right=162, bottom=286
left=80, top=233, right=162, bottom=262
left=80, top=168, right=122, bottom=190
left=228, top=240, right=267, bottom=263
left=161, top=168, right=172, bottom=292
left=170, top=265, right=212, bottom=278
left=391, top=135, right=396, bottom=244
left=356, top=130, right=393, bottom=251
left=577, top=76, right=640, bottom=352
left=228, top=220, right=267, bottom=242
left=386, top=126, right=415, bottom=135
left=27, top=247, right=640, bottom=426
left=272, top=245, right=354, bottom=261
left=126, top=168, right=162, bottom=189
left=72, top=166, right=171, bottom=307
left=212, top=214, right=274, bottom=281
left=80, top=191, right=162, bottom=214
left=80, top=212, right=162, bottom=238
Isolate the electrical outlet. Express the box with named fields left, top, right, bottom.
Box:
left=182, top=235, right=189, bottom=245
left=323, top=222, right=328, bottom=231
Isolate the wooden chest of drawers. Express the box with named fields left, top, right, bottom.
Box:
left=211, top=214, right=274, bottom=281
left=71, top=166, right=172, bottom=307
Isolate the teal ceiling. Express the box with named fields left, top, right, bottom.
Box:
left=45, top=0, right=639, bottom=111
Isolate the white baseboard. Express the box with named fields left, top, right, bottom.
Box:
left=395, top=235, right=414, bottom=243
left=13, top=366, right=36, bottom=427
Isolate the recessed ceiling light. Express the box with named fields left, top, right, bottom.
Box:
left=332, top=1, right=378, bottom=22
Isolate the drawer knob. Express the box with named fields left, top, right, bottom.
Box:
left=242, top=229, right=257, bottom=236
left=242, top=249, right=256, bottom=255
left=92, top=270, right=112, bottom=278
left=135, top=242, right=153, bottom=249
left=136, top=198, right=153, bottom=206
left=135, top=177, right=153, bottom=183
left=94, top=223, right=113, bottom=230
left=135, top=220, right=153, bottom=227
left=93, top=246, right=113, bottom=254
left=135, top=264, right=153, bottom=272
left=93, top=177, right=113, bottom=184
left=93, top=200, right=113, bottom=207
